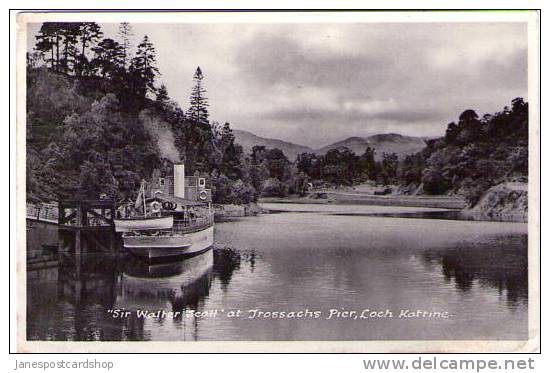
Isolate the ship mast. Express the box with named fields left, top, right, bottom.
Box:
left=142, top=181, right=147, bottom=217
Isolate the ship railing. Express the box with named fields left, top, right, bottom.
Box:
left=173, top=213, right=214, bottom=234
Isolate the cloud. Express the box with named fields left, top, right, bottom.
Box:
left=225, top=23, right=527, bottom=146
left=27, top=21, right=528, bottom=148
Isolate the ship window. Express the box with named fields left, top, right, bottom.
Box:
left=199, top=178, right=206, bottom=187
left=159, top=178, right=165, bottom=187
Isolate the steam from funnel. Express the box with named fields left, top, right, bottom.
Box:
left=139, top=109, right=180, bottom=163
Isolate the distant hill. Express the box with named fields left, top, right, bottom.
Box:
left=233, top=129, right=313, bottom=160
left=233, top=129, right=427, bottom=161
left=316, top=133, right=427, bottom=160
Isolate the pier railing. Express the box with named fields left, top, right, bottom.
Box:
left=27, top=203, right=59, bottom=224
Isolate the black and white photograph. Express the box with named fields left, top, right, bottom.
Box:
left=16, top=10, right=540, bottom=353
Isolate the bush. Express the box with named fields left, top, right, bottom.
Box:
left=261, top=177, right=289, bottom=197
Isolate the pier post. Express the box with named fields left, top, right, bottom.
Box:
left=58, top=231, right=65, bottom=253
left=109, top=231, right=115, bottom=252
left=74, top=230, right=81, bottom=278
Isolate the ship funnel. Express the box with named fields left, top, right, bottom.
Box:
left=174, top=163, right=185, bottom=199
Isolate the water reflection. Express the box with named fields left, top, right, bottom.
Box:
left=422, top=235, right=528, bottom=306
left=26, top=207, right=529, bottom=341
left=26, top=222, right=247, bottom=341
left=117, top=252, right=213, bottom=314
left=213, top=247, right=257, bottom=288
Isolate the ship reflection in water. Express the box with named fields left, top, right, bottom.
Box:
left=26, top=222, right=247, bottom=341
left=114, top=251, right=214, bottom=341
left=27, top=206, right=528, bottom=341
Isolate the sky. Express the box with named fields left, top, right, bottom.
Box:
left=27, top=22, right=528, bottom=148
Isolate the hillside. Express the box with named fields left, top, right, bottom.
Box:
left=234, top=130, right=427, bottom=161
left=233, top=129, right=313, bottom=160
left=316, top=133, right=427, bottom=160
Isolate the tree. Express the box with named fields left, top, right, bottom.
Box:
left=359, top=146, right=377, bottom=180
left=321, top=147, right=360, bottom=184
left=400, top=153, right=424, bottom=185
left=455, top=109, right=482, bottom=144
left=76, top=22, right=102, bottom=75
left=118, top=22, right=134, bottom=68
left=59, top=23, right=81, bottom=74
left=57, top=94, right=161, bottom=198
left=130, top=35, right=159, bottom=97
left=296, top=152, right=320, bottom=179
left=35, top=23, right=63, bottom=70
left=218, top=123, right=243, bottom=180
left=187, top=66, right=209, bottom=125
left=263, top=148, right=291, bottom=181
left=26, top=51, right=42, bottom=71
left=246, top=146, right=269, bottom=192
left=261, top=177, right=289, bottom=197
left=91, top=38, right=125, bottom=78
left=155, top=84, right=170, bottom=104
left=379, top=152, right=399, bottom=185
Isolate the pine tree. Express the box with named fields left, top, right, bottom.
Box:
left=35, top=23, right=56, bottom=69
left=35, top=23, right=65, bottom=71
left=60, top=23, right=81, bottom=74
left=118, top=22, right=134, bottom=69
left=130, top=35, right=159, bottom=97
left=187, top=66, right=209, bottom=125
left=91, top=38, right=125, bottom=78
left=155, top=84, right=170, bottom=104
left=77, top=22, right=102, bottom=75
left=219, top=122, right=243, bottom=180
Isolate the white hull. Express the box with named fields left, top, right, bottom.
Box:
left=114, top=216, right=173, bottom=232
left=123, top=226, right=214, bottom=259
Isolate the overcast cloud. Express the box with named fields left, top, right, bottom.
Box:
left=27, top=22, right=527, bottom=148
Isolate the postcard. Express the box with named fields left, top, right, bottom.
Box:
left=15, top=10, right=540, bottom=353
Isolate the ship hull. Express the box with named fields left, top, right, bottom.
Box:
left=123, top=226, right=214, bottom=260
left=114, top=216, right=173, bottom=232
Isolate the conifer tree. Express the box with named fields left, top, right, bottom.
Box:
left=35, top=23, right=65, bottom=71
left=118, top=22, right=134, bottom=69
left=60, top=23, right=81, bottom=74
left=156, top=84, right=170, bottom=104
left=77, top=22, right=102, bottom=75
left=91, top=38, right=125, bottom=78
left=187, top=66, right=209, bottom=125
left=130, top=35, right=159, bottom=97
left=35, top=23, right=56, bottom=70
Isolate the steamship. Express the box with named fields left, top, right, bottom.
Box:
left=114, top=164, right=214, bottom=260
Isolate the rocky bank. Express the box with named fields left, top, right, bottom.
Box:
left=466, top=182, right=528, bottom=222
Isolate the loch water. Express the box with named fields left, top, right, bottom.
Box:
left=26, top=203, right=528, bottom=341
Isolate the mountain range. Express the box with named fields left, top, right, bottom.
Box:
left=233, top=129, right=429, bottom=161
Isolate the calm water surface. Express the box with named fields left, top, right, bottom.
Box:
left=26, top=203, right=528, bottom=341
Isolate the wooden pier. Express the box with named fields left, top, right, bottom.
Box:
left=58, top=199, right=116, bottom=229
left=55, top=199, right=118, bottom=268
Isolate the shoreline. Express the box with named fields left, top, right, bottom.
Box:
left=258, top=185, right=527, bottom=223
left=260, top=192, right=466, bottom=210
left=27, top=186, right=527, bottom=223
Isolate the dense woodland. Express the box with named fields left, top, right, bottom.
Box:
left=26, top=22, right=528, bottom=206
left=295, top=97, right=528, bottom=205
